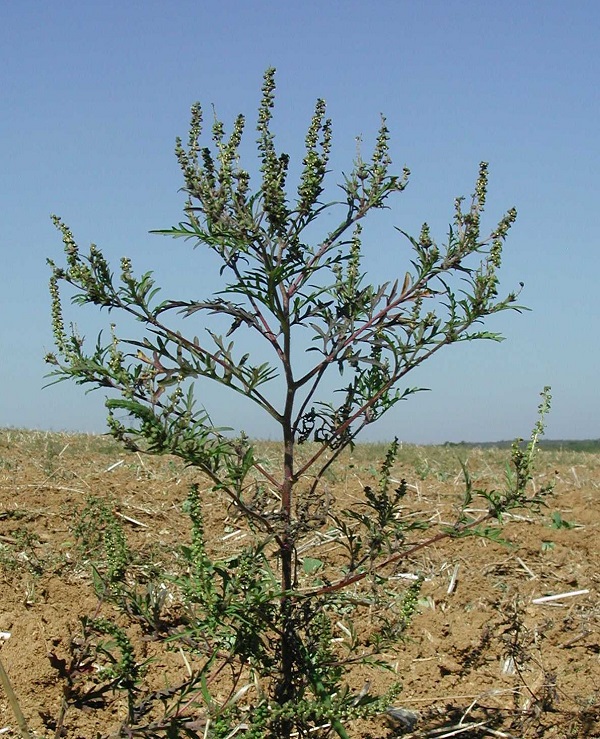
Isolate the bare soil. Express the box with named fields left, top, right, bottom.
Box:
left=0, top=430, right=598, bottom=738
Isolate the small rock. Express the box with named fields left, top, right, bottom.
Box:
left=386, top=706, right=419, bottom=732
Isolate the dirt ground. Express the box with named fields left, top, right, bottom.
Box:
left=0, top=430, right=598, bottom=738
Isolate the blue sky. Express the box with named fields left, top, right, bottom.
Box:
left=1, top=0, right=598, bottom=443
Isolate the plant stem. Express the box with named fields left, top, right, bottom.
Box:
left=276, top=319, right=297, bottom=724
left=0, top=655, right=33, bottom=739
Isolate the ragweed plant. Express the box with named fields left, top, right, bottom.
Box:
left=73, top=495, right=130, bottom=584
left=46, top=69, right=547, bottom=737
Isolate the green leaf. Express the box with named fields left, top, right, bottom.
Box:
left=302, top=557, right=324, bottom=574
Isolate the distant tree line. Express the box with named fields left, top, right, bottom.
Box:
left=444, top=439, right=600, bottom=452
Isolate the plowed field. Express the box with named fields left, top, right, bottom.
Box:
left=0, top=430, right=598, bottom=738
